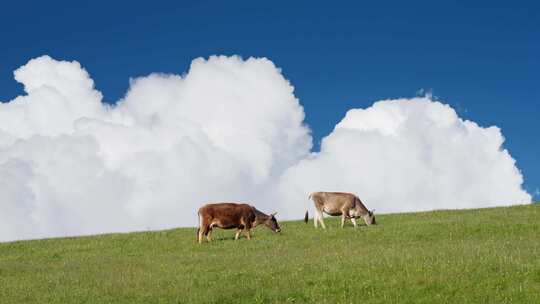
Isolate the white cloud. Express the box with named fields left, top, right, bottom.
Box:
left=0, top=55, right=311, bottom=241
left=0, top=55, right=531, bottom=242
left=276, top=98, right=531, bottom=216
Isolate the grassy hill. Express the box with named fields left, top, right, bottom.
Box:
left=1, top=204, right=539, bottom=304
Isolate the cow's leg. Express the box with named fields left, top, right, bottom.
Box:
left=198, top=226, right=205, bottom=244
left=351, top=217, right=358, bottom=228
left=197, top=214, right=203, bottom=244
left=317, top=210, right=326, bottom=229
left=245, top=222, right=253, bottom=240
left=198, top=228, right=203, bottom=243
left=314, top=211, right=319, bottom=228
left=319, top=212, right=326, bottom=229
left=235, top=229, right=242, bottom=240
left=206, top=227, right=213, bottom=242
left=313, top=199, right=327, bottom=229
left=341, top=208, right=351, bottom=228
left=199, top=224, right=210, bottom=243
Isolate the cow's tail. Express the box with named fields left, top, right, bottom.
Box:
left=305, top=192, right=313, bottom=223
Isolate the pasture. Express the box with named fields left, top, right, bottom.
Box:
left=1, top=204, right=539, bottom=303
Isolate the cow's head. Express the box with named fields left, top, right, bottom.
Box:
left=264, top=212, right=281, bottom=232
left=363, top=210, right=376, bottom=226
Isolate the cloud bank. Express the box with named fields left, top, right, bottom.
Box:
left=0, top=55, right=531, bottom=242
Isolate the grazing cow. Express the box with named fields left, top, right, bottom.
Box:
left=305, top=192, right=376, bottom=228
left=197, top=203, right=281, bottom=243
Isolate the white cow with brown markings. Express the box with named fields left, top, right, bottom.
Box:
left=305, top=192, right=376, bottom=228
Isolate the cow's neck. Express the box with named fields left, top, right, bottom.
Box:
left=354, top=198, right=369, bottom=215
left=252, top=207, right=270, bottom=227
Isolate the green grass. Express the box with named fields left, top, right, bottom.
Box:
left=1, top=204, right=540, bottom=303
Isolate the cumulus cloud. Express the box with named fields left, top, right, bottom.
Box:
left=0, top=55, right=531, bottom=242
left=276, top=98, right=531, bottom=216
left=0, top=55, right=311, bottom=241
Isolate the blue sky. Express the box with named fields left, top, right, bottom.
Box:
left=1, top=1, right=538, bottom=200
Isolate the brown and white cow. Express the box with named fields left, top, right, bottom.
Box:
left=305, top=192, right=376, bottom=229
left=197, top=203, right=281, bottom=243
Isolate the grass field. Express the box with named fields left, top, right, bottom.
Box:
left=1, top=204, right=539, bottom=303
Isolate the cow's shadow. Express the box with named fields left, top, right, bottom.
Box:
left=211, top=233, right=283, bottom=242
left=209, top=235, right=254, bottom=241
